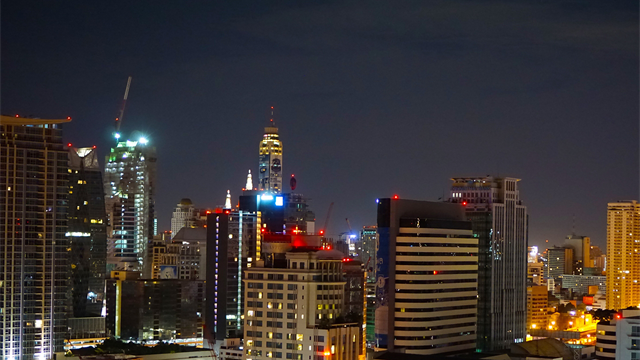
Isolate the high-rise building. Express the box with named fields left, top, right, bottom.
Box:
left=103, top=135, right=157, bottom=276
left=376, top=198, right=478, bottom=356
left=67, top=146, right=108, bottom=317
left=563, top=234, right=591, bottom=274
left=546, top=246, right=574, bottom=281
left=171, top=198, right=196, bottom=237
left=1, top=115, right=71, bottom=359
left=606, top=201, right=640, bottom=310
left=206, top=209, right=262, bottom=341
left=258, top=117, right=283, bottom=194
left=449, top=176, right=527, bottom=351
left=359, top=226, right=377, bottom=281
left=526, top=286, right=548, bottom=332
left=243, top=248, right=362, bottom=360
left=105, top=271, right=204, bottom=347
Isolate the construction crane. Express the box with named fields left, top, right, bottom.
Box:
left=319, top=202, right=334, bottom=236
left=113, top=76, right=132, bottom=140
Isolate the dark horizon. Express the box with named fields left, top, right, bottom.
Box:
left=2, top=0, right=638, bottom=250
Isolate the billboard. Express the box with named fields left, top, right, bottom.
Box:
left=159, top=265, right=178, bottom=279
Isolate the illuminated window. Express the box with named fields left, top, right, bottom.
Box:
left=296, top=334, right=303, bottom=341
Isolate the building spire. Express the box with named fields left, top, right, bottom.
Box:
left=246, top=170, right=253, bottom=190
left=224, top=190, right=231, bottom=209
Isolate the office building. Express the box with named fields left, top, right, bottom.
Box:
left=258, top=112, right=282, bottom=194
left=561, top=275, right=606, bottom=296
left=103, top=135, right=157, bottom=276
left=449, top=176, right=527, bottom=351
left=526, top=286, right=548, bottom=331
left=595, top=308, right=640, bottom=360
left=1, top=115, right=71, bottom=359
left=528, top=262, right=544, bottom=286
left=606, top=201, right=640, bottom=310
left=206, top=208, right=263, bottom=341
left=151, top=227, right=206, bottom=280
left=67, top=146, right=108, bottom=318
left=564, top=234, right=591, bottom=275
left=105, top=271, right=204, bottom=346
left=546, top=246, right=574, bottom=282
left=359, top=226, right=377, bottom=281
left=243, top=247, right=362, bottom=360
left=283, top=193, right=316, bottom=235
left=171, top=198, right=208, bottom=238
left=376, top=198, right=478, bottom=356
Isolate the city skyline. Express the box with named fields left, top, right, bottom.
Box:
left=2, top=1, right=638, bottom=250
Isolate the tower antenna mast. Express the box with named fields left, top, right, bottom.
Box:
left=114, top=76, right=132, bottom=139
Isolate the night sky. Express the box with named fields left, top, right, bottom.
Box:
left=3, top=1, right=638, bottom=249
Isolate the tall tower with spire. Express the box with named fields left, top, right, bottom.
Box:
left=246, top=170, right=253, bottom=190
left=224, top=190, right=232, bottom=209
left=258, top=106, right=282, bottom=193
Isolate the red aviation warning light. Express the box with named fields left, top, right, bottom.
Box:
left=462, top=201, right=467, bottom=206
left=67, top=143, right=72, bottom=147
left=393, top=195, right=399, bottom=200
left=319, top=230, right=325, bottom=235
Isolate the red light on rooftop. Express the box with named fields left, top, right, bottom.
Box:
left=462, top=201, right=467, bottom=206
left=92, top=145, right=97, bottom=149
left=67, top=117, right=71, bottom=120
left=15, top=114, right=19, bottom=117
left=319, top=230, right=325, bottom=235
left=67, top=143, right=72, bottom=147
left=393, top=195, right=399, bottom=200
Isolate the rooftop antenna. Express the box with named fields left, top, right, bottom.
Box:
left=268, top=105, right=276, bottom=126
left=114, top=76, right=132, bottom=140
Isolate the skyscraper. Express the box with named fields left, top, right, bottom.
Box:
left=449, top=176, right=527, bottom=351
left=606, top=201, right=640, bottom=310
left=258, top=111, right=282, bottom=194
left=103, top=135, right=157, bottom=276
left=68, top=146, right=108, bottom=317
left=206, top=208, right=262, bottom=341
left=1, top=115, right=71, bottom=359
left=359, top=226, right=377, bottom=281
left=376, top=198, right=478, bottom=356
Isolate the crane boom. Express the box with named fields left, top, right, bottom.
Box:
left=321, top=202, right=334, bottom=235
left=114, top=76, right=132, bottom=136
left=345, top=218, right=352, bottom=234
